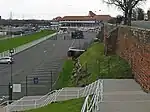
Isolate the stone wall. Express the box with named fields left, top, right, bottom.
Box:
left=105, top=24, right=150, bottom=92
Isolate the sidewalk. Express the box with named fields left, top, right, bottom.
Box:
left=100, top=79, right=150, bottom=112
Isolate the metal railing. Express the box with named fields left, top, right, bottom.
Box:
left=0, top=33, right=56, bottom=58
left=3, top=79, right=103, bottom=112
left=81, top=79, right=103, bottom=112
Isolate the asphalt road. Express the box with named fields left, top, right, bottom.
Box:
left=0, top=31, right=97, bottom=100
left=132, top=21, right=150, bottom=29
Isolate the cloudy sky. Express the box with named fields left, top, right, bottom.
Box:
left=0, top=0, right=149, bottom=20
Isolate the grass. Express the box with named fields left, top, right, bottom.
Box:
left=55, top=59, right=74, bottom=89
left=0, top=30, right=55, bottom=53
left=77, top=42, right=133, bottom=85
left=25, top=98, right=84, bottom=112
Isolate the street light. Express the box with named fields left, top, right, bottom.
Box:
left=9, top=48, right=14, bottom=101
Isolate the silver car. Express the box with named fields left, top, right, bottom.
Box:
left=0, top=57, right=14, bottom=64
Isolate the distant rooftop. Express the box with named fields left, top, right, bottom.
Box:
left=52, top=11, right=112, bottom=22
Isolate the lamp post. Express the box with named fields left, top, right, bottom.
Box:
left=9, top=48, right=14, bottom=101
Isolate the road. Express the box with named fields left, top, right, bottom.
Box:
left=132, top=21, right=150, bottom=29
left=0, top=31, right=97, bottom=100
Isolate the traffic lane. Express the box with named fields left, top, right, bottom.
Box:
left=12, top=34, right=71, bottom=82
left=12, top=35, right=74, bottom=83
left=0, top=32, right=96, bottom=98
left=0, top=34, right=65, bottom=85
left=12, top=32, right=95, bottom=97
left=71, top=32, right=96, bottom=48
left=12, top=39, right=74, bottom=98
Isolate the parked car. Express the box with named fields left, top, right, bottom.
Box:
left=67, top=47, right=85, bottom=58
left=0, top=57, right=14, bottom=64
left=71, top=30, right=84, bottom=39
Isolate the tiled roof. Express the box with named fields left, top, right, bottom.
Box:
left=60, top=15, right=112, bottom=21
left=60, top=16, right=96, bottom=21
left=52, top=11, right=112, bottom=22
left=93, top=15, right=112, bottom=21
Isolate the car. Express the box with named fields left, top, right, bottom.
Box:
left=67, top=47, right=85, bottom=58
left=0, top=57, right=14, bottom=64
left=71, top=30, right=84, bottom=39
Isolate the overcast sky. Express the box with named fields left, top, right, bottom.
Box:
left=0, top=0, right=149, bottom=20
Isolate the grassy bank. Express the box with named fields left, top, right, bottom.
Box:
left=77, top=42, right=133, bottom=85
left=0, top=30, right=55, bottom=53
left=55, top=59, right=74, bottom=89
left=25, top=98, right=84, bottom=112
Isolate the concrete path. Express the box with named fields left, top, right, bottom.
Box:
left=101, top=79, right=150, bottom=112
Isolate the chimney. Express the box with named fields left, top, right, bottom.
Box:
left=88, top=11, right=96, bottom=17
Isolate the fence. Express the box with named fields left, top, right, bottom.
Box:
left=3, top=79, right=103, bottom=112
left=0, top=33, right=56, bottom=58
left=81, top=79, right=103, bottom=112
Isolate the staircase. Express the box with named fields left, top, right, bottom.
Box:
left=2, top=79, right=102, bottom=112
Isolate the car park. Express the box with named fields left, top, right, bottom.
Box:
left=0, top=56, right=14, bottom=64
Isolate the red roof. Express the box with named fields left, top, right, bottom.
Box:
left=60, top=15, right=112, bottom=21
left=88, top=11, right=96, bottom=16
left=52, top=11, right=112, bottom=22
left=60, top=16, right=96, bottom=21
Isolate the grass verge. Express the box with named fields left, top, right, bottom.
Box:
left=0, top=30, right=55, bottom=53
left=77, top=42, right=133, bottom=85
left=55, top=59, right=74, bottom=89
left=25, top=98, right=84, bottom=112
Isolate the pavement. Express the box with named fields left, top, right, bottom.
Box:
left=0, top=31, right=97, bottom=100
left=101, top=79, right=150, bottom=112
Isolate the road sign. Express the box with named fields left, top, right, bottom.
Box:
left=13, top=84, right=21, bottom=92
left=33, top=77, right=39, bottom=84
left=9, top=48, right=14, bottom=54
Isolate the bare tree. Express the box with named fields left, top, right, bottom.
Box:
left=147, top=8, right=150, bottom=20
left=102, top=0, right=146, bottom=26
left=132, top=9, right=137, bottom=20
left=136, top=8, right=144, bottom=20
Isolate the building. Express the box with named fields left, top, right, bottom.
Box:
left=51, top=11, right=112, bottom=30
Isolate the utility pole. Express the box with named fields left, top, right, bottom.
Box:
left=8, top=12, right=14, bottom=101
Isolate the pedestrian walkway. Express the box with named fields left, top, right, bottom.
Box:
left=100, top=79, right=150, bottom=112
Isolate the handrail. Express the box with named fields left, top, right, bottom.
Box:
left=81, top=95, right=89, bottom=112
left=80, top=79, right=103, bottom=112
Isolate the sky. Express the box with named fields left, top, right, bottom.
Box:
left=0, top=0, right=149, bottom=20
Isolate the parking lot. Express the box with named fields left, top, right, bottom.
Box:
left=0, top=31, right=97, bottom=100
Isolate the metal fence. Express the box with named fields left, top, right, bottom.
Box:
left=81, top=80, right=103, bottom=112
left=2, top=79, right=103, bottom=112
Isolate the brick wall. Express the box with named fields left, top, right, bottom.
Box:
left=105, top=24, right=150, bottom=92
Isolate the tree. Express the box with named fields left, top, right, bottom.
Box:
left=137, top=8, right=144, bottom=20
left=132, top=9, right=137, bottom=20
left=147, top=9, right=150, bottom=20
left=102, top=0, right=146, bottom=26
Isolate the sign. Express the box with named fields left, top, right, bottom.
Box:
left=9, top=48, right=14, bottom=54
left=33, top=77, right=39, bottom=84
left=13, top=84, right=21, bottom=92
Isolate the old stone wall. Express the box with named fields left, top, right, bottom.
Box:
left=105, top=24, right=150, bottom=92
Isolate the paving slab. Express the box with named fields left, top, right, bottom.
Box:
left=100, top=79, right=150, bottom=112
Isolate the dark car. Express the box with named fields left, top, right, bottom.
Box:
left=71, top=30, right=84, bottom=39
